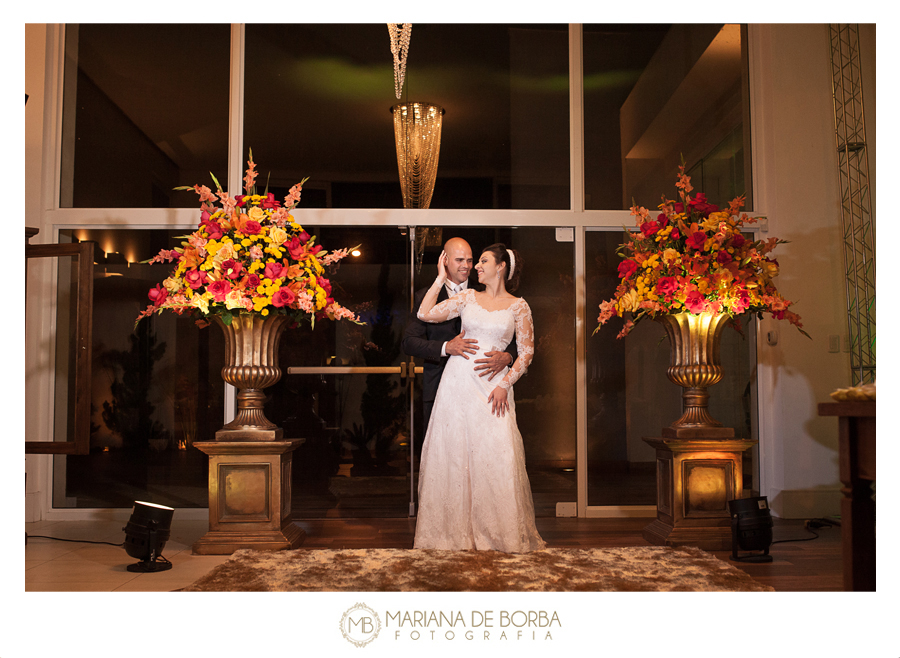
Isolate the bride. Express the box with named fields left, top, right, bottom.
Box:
left=413, top=243, right=545, bottom=553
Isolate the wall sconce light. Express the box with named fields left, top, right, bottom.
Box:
left=728, top=496, right=774, bottom=563
left=123, top=501, right=175, bottom=573
left=391, top=102, right=444, bottom=209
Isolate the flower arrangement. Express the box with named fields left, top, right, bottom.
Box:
left=595, top=165, right=808, bottom=339
left=136, top=152, right=361, bottom=329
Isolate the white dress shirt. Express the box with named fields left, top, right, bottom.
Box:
left=440, top=280, right=468, bottom=357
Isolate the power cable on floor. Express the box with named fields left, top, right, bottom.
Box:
left=26, top=534, right=124, bottom=547
left=771, top=518, right=839, bottom=545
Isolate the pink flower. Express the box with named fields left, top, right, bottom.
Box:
left=298, top=230, right=311, bottom=245
left=147, top=249, right=180, bottom=265
left=617, top=259, right=639, bottom=279
left=271, top=287, right=296, bottom=308
left=192, top=184, right=217, bottom=203
left=243, top=220, right=262, bottom=235
left=616, top=319, right=635, bottom=339
left=685, top=291, right=708, bottom=314
left=317, top=276, right=333, bottom=295
left=249, top=245, right=264, bottom=260
left=264, top=262, right=285, bottom=280
left=148, top=284, right=167, bottom=307
left=309, top=244, right=323, bottom=256
left=208, top=280, right=231, bottom=302
left=243, top=157, right=258, bottom=193
left=286, top=236, right=306, bottom=260
left=184, top=269, right=208, bottom=290
left=284, top=184, right=303, bottom=208
left=221, top=259, right=244, bottom=279
left=731, top=289, right=752, bottom=314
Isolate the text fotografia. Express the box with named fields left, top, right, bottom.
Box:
left=387, top=610, right=560, bottom=641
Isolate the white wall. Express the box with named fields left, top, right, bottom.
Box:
left=751, top=24, right=875, bottom=518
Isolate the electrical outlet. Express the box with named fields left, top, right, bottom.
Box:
left=828, top=335, right=840, bottom=353
left=556, top=502, right=577, bottom=517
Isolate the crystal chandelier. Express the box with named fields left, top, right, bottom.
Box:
left=387, top=23, right=412, bottom=99
left=392, top=103, right=444, bottom=209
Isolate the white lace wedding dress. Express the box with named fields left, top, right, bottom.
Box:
left=413, top=288, right=545, bottom=553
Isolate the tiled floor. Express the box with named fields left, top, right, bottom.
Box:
left=25, top=518, right=229, bottom=592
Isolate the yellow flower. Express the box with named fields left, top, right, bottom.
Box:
left=248, top=207, right=266, bottom=222
left=163, top=276, right=181, bottom=293
left=662, top=248, right=680, bottom=264
left=618, top=289, right=641, bottom=313
left=190, top=292, right=210, bottom=315
left=269, top=227, right=287, bottom=246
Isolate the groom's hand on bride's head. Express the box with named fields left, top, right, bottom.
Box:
left=474, top=350, right=512, bottom=380
left=446, top=330, right=478, bottom=359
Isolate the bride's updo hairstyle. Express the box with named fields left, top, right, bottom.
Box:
left=482, top=243, right=523, bottom=293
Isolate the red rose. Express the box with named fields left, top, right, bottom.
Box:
left=686, top=231, right=707, bottom=250
left=148, top=284, right=167, bottom=307
left=185, top=269, right=208, bottom=290
left=243, top=220, right=262, bottom=235
left=271, top=287, right=296, bottom=308
left=617, top=259, right=638, bottom=279
left=221, top=259, right=244, bottom=279
left=208, top=280, right=231, bottom=302
left=656, top=276, right=677, bottom=296
left=640, top=221, right=660, bottom=238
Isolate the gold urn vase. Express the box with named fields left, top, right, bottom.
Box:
left=214, top=313, right=292, bottom=441
left=657, top=312, right=734, bottom=438
left=192, top=311, right=305, bottom=554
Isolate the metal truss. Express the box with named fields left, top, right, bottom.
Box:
left=830, top=24, right=875, bottom=385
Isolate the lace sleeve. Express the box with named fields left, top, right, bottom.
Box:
left=499, top=299, right=534, bottom=390
left=417, top=288, right=471, bottom=323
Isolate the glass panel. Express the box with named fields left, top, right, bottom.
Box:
left=60, top=24, right=231, bottom=208
left=243, top=24, right=570, bottom=209
left=263, top=226, right=412, bottom=518
left=410, top=227, right=577, bottom=517
left=583, top=24, right=751, bottom=211
left=50, top=253, right=80, bottom=447
left=585, top=230, right=757, bottom=506
left=53, top=229, right=225, bottom=508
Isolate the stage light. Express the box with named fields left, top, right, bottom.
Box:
left=728, top=496, right=774, bottom=563
left=123, top=501, right=175, bottom=573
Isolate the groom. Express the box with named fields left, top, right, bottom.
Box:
left=401, top=237, right=517, bottom=435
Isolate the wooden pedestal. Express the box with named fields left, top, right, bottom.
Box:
left=192, top=439, right=305, bottom=555
left=642, top=436, right=757, bottom=551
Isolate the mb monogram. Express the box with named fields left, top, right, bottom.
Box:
left=340, top=605, right=560, bottom=645
left=339, top=603, right=382, bottom=647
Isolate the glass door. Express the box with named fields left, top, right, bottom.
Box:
left=269, top=226, right=414, bottom=518
left=409, top=226, right=578, bottom=518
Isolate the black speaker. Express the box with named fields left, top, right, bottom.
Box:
left=729, top=496, right=774, bottom=563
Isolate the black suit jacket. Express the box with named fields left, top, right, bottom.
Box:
left=401, top=284, right=517, bottom=402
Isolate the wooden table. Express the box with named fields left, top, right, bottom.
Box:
left=818, top=400, right=875, bottom=591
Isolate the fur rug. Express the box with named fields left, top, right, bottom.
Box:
left=183, top=545, right=773, bottom=592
